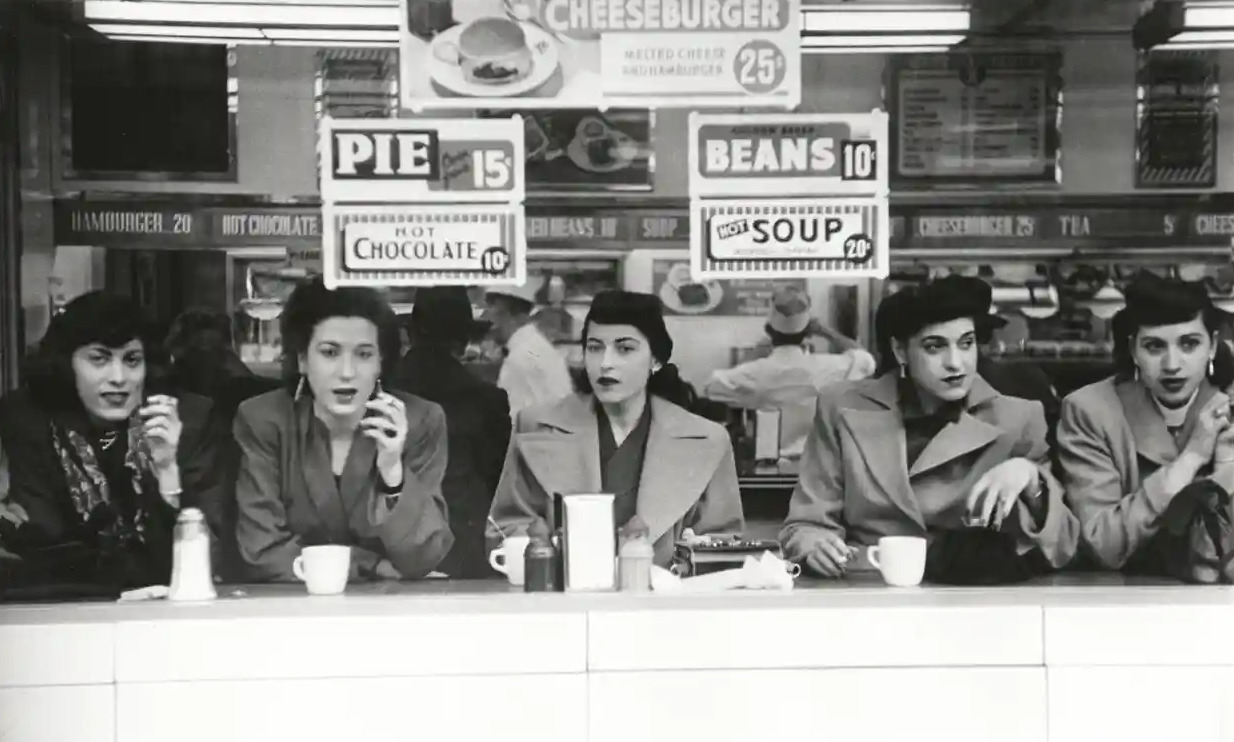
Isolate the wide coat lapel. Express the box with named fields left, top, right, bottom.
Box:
left=636, top=397, right=726, bottom=543
left=908, top=378, right=1003, bottom=477
left=514, top=394, right=602, bottom=498
left=1116, top=378, right=1214, bottom=467
left=840, top=374, right=923, bottom=529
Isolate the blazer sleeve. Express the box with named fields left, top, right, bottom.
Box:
left=233, top=404, right=302, bottom=582
left=779, top=393, right=848, bottom=563
left=1057, top=396, right=1173, bottom=569
left=683, top=435, right=745, bottom=535
left=486, top=411, right=547, bottom=543
left=375, top=402, right=454, bottom=579
left=1002, top=400, right=1080, bottom=569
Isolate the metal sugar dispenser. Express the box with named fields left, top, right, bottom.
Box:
left=168, top=508, right=217, bottom=602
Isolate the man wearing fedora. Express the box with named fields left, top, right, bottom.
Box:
left=484, top=280, right=573, bottom=419
left=705, top=285, right=876, bottom=462
left=395, top=287, right=512, bottom=578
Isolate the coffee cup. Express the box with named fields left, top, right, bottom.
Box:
left=867, top=536, right=927, bottom=587
left=432, top=17, right=534, bottom=86
left=489, top=534, right=531, bottom=586
left=292, top=545, right=351, bottom=596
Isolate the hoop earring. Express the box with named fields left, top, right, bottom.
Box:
left=294, top=375, right=306, bottom=401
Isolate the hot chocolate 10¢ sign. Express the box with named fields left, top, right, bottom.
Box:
left=401, top=0, right=800, bottom=110
left=319, top=117, right=527, bottom=288
left=688, top=111, right=890, bottom=280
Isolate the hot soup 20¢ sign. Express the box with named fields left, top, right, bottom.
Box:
left=687, top=111, right=890, bottom=280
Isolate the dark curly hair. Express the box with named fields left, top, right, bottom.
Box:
left=278, top=276, right=401, bottom=390
left=1112, top=271, right=1234, bottom=388
left=22, top=292, right=168, bottom=415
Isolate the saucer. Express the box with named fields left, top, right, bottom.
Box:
left=567, top=131, right=638, bottom=173
left=426, top=21, right=560, bottom=98
left=660, top=279, right=724, bottom=315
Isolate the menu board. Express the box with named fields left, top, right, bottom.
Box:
left=651, top=259, right=805, bottom=317
left=888, top=52, right=1063, bottom=186
left=1136, top=50, right=1218, bottom=189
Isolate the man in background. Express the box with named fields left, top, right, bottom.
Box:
left=705, top=286, right=876, bottom=462
left=396, top=288, right=511, bottom=578
left=484, top=282, right=573, bottom=419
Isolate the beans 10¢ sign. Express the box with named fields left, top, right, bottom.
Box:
left=687, top=111, right=890, bottom=280
left=319, top=117, right=527, bottom=288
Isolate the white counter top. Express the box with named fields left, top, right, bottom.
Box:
left=2, top=576, right=1232, bottom=742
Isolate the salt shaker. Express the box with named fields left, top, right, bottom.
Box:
left=168, top=508, right=217, bottom=602
left=618, top=516, right=654, bottom=592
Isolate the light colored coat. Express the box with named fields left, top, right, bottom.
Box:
left=487, top=393, right=745, bottom=567
left=780, top=373, right=1079, bottom=569
left=1058, top=376, right=1223, bottom=569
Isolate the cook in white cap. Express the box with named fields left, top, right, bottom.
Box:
left=704, top=285, right=876, bottom=461
left=483, top=279, right=573, bottom=419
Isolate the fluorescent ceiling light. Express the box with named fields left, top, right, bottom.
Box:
left=261, top=27, right=397, bottom=41
left=91, top=22, right=264, bottom=38
left=84, top=0, right=392, bottom=27
left=278, top=39, right=397, bottom=47
left=1184, top=3, right=1234, bottom=28
left=1162, top=28, right=1234, bottom=45
left=801, top=6, right=970, bottom=33
left=802, top=34, right=966, bottom=48
left=109, top=33, right=267, bottom=44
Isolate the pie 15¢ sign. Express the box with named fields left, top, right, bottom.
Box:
left=319, top=117, right=527, bottom=288
left=687, top=111, right=890, bottom=280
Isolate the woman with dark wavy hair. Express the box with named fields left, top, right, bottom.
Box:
left=1059, top=271, right=1234, bottom=578
left=233, top=276, right=453, bottom=582
left=487, top=289, right=744, bottom=566
left=0, top=292, right=226, bottom=592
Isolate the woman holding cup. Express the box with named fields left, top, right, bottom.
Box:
left=1058, top=272, right=1234, bottom=578
left=780, top=276, right=1079, bottom=584
left=487, top=290, right=744, bottom=570
left=233, top=277, right=453, bottom=584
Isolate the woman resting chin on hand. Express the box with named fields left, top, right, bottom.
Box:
left=233, top=276, right=453, bottom=583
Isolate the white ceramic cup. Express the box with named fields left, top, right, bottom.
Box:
left=292, top=545, right=351, bottom=596
left=489, top=535, right=531, bottom=586
left=867, top=536, right=927, bottom=587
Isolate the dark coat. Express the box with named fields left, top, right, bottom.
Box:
left=0, top=389, right=227, bottom=590
left=394, top=346, right=511, bottom=578
left=233, top=388, right=454, bottom=582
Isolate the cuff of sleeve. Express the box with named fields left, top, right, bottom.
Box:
left=1009, top=471, right=1075, bottom=568
left=1140, top=467, right=1176, bottom=520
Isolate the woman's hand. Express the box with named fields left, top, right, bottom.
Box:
left=1214, top=423, right=1234, bottom=465
left=801, top=530, right=854, bottom=578
left=966, top=457, right=1040, bottom=530
left=362, top=392, right=408, bottom=482
left=372, top=559, right=401, bottom=580
left=140, top=395, right=183, bottom=473
left=1183, top=392, right=1232, bottom=463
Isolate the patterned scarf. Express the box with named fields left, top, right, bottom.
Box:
left=50, top=417, right=155, bottom=544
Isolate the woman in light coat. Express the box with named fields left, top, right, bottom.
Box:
left=488, top=290, right=744, bottom=567
left=781, top=276, right=1079, bottom=579
left=1058, top=271, right=1234, bottom=575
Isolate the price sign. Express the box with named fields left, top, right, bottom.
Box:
left=692, top=200, right=887, bottom=280
left=688, top=112, right=890, bottom=280
left=321, top=117, right=526, bottom=204
left=323, top=205, right=524, bottom=287
left=320, top=117, right=527, bottom=288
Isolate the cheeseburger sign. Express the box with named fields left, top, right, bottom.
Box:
left=688, top=111, right=891, bottom=280
left=319, top=117, right=527, bottom=288
left=400, top=0, right=800, bottom=110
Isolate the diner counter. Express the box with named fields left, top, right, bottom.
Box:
left=2, top=576, right=1233, bottom=742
